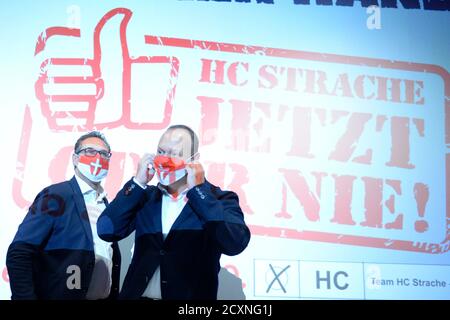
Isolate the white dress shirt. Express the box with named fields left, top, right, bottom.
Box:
left=75, top=174, right=113, bottom=300
left=133, top=177, right=188, bottom=299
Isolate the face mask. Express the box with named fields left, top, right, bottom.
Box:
left=153, top=153, right=197, bottom=186
left=77, top=154, right=109, bottom=183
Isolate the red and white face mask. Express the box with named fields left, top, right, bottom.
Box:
left=153, top=153, right=197, bottom=186
left=153, top=155, right=186, bottom=186
left=77, top=154, right=109, bottom=182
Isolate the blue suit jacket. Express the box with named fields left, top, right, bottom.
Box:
left=6, top=176, right=121, bottom=300
left=97, top=179, right=250, bottom=300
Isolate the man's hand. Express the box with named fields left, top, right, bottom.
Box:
left=186, top=162, right=205, bottom=190
left=135, top=153, right=155, bottom=186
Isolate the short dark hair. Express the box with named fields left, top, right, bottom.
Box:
left=166, top=124, right=199, bottom=157
left=74, top=131, right=111, bottom=154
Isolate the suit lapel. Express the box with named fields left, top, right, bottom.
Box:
left=148, top=188, right=164, bottom=245
left=69, top=176, right=94, bottom=246
left=166, top=181, right=212, bottom=239
left=168, top=201, right=192, bottom=233
left=163, top=197, right=195, bottom=244
left=170, top=181, right=211, bottom=233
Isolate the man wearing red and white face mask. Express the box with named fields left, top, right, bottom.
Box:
left=74, top=142, right=110, bottom=184
left=7, top=131, right=121, bottom=300
left=98, top=125, right=251, bottom=300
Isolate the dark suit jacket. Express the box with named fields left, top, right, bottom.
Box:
left=97, top=178, right=250, bottom=300
left=6, top=176, right=121, bottom=300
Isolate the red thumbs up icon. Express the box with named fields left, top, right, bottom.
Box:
left=35, top=7, right=179, bottom=131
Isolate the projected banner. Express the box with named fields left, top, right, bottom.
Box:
left=0, top=1, right=449, bottom=300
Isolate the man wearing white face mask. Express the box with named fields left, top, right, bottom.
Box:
left=97, top=125, right=251, bottom=300
left=6, top=131, right=121, bottom=300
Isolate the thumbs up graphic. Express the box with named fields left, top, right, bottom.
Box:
left=35, top=8, right=179, bottom=131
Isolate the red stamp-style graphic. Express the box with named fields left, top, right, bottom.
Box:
left=2, top=267, right=9, bottom=283
left=13, top=7, right=450, bottom=254
left=34, top=8, right=179, bottom=131
left=144, top=33, right=449, bottom=254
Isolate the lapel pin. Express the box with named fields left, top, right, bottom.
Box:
left=124, top=184, right=135, bottom=196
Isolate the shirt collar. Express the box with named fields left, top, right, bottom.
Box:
left=75, top=174, right=94, bottom=194
left=74, top=174, right=107, bottom=200
left=157, top=183, right=189, bottom=201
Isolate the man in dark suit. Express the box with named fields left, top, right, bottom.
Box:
left=97, top=125, right=251, bottom=299
left=6, top=131, right=121, bottom=300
